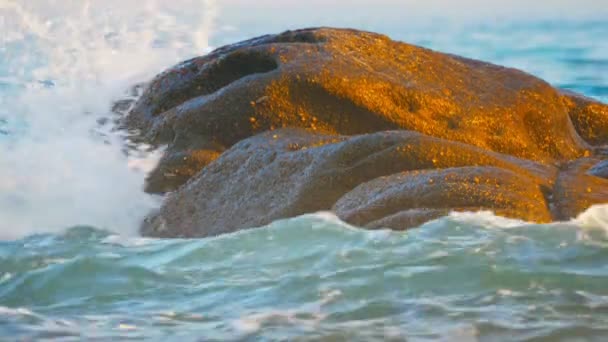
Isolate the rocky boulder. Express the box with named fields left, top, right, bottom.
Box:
left=123, top=28, right=608, bottom=238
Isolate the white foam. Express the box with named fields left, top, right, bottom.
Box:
left=448, top=210, right=530, bottom=229
left=572, top=204, right=608, bottom=232
left=232, top=287, right=335, bottom=334
left=303, top=207, right=608, bottom=235
left=319, top=289, right=342, bottom=306
left=448, top=205, right=608, bottom=234
left=0, top=273, right=12, bottom=283
left=233, top=309, right=326, bottom=334
left=308, top=211, right=350, bottom=227
left=101, top=234, right=158, bottom=247
left=0, top=306, right=36, bottom=317
left=0, top=0, right=219, bottom=239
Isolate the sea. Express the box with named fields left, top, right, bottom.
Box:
left=1, top=1, right=608, bottom=340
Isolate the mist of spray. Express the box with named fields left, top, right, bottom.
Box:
left=0, top=0, right=218, bottom=239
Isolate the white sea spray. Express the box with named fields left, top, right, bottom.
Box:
left=0, top=0, right=219, bottom=239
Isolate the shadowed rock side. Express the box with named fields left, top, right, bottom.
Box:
left=124, top=28, right=608, bottom=238
left=141, top=129, right=606, bottom=238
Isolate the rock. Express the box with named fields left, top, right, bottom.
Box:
left=123, top=28, right=608, bottom=238
left=142, top=129, right=562, bottom=238
left=589, top=160, right=608, bottom=179
left=561, top=90, right=608, bottom=146
left=125, top=28, right=598, bottom=194
left=334, top=166, right=552, bottom=229
left=553, top=158, right=608, bottom=220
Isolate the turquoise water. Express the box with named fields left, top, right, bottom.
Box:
left=2, top=213, right=608, bottom=340
left=1, top=1, right=608, bottom=341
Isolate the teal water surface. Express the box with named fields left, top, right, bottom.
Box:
left=2, top=214, right=608, bottom=341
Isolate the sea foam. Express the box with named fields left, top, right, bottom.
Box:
left=0, top=0, right=218, bottom=239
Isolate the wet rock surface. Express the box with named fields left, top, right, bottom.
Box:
left=124, top=28, right=608, bottom=238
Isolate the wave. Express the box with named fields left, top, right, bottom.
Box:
left=2, top=209, right=608, bottom=339
left=0, top=0, right=219, bottom=239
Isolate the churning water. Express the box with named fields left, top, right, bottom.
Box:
left=1, top=1, right=608, bottom=340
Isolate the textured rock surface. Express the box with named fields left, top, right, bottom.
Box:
left=334, top=166, right=552, bottom=228
left=141, top=129, right=606, bottom=238
left=562, top=90, right=608, bottom=146
left=124, top=28, right=608, bottom=238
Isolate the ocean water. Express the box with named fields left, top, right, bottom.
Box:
left=1, top=1, right=608, bottom=340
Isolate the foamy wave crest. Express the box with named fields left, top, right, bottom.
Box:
left=448, top=210, right=531, bottom=229
left=573, top=204, right=608, bottom=232
left=0, top=0, right=219, bottom=239
left=448, top=205, right=608, bottom=233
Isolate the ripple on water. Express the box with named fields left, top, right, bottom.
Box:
left=3, top=209, right=608, bottom=339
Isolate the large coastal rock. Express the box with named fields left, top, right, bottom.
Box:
left=124, top=28, right=608, bottom=238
